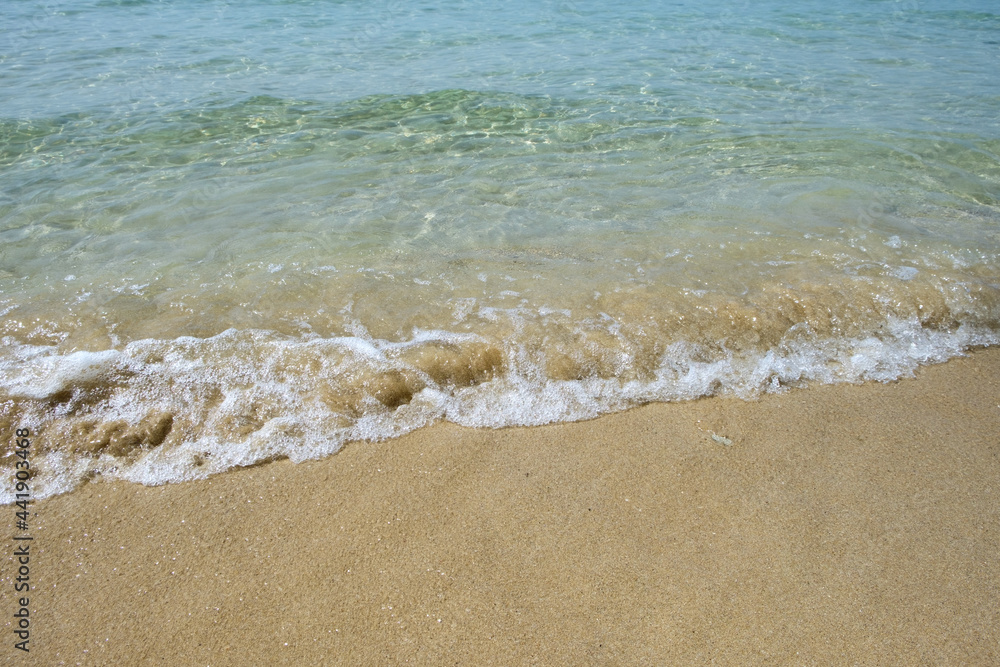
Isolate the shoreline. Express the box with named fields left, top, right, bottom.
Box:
left=5, top=347, right=1000, bottom=663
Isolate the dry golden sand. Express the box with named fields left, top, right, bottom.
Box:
left=4, top=348, right=1000, bottom=664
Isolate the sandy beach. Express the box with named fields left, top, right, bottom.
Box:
left=4, top=347, right=999, bottom=664
left=4, top=1, right=1000, bottom=664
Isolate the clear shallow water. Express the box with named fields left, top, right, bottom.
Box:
left=2, top=0, right=999, bottom=499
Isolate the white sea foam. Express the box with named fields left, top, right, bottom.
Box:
left=1, top=317, right=996, bottom=503
left=5, top=349, right=123, bottom=400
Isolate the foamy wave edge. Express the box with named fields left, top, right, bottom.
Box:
left=1, top=319, right=997, bottom=503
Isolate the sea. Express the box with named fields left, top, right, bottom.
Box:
left=2, top=0, right=998, bottom=500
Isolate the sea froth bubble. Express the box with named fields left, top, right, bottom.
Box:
left=2, top=299, right=997, bottom=502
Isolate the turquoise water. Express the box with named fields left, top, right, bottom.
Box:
left=2, top=0, right=999, bottom=498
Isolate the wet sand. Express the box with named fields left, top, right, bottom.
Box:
left=5, top=347, right=1000, bottom=664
